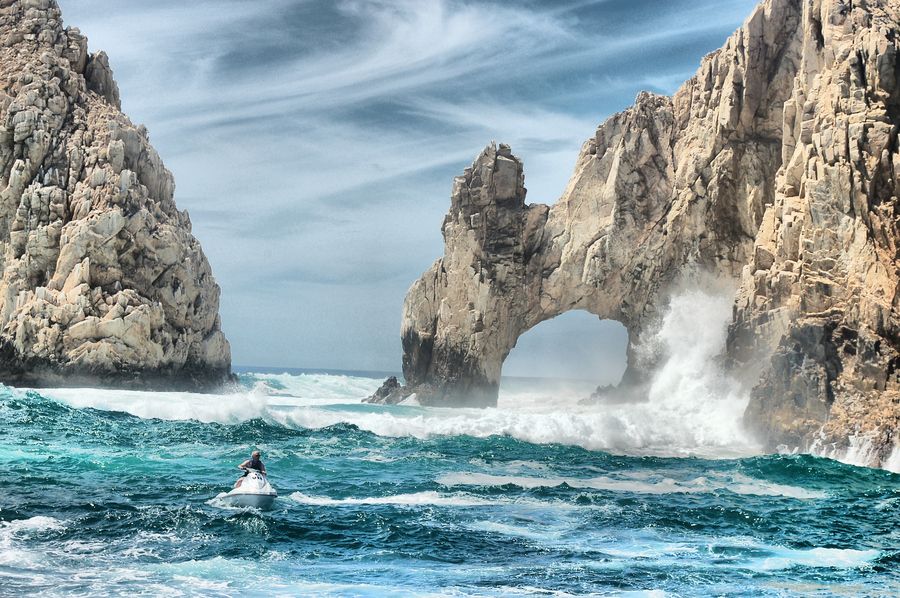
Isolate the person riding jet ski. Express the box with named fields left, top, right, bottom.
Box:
left=234, top=450, right=266, bottom=488
left=215, top=449, right=277, bottom=509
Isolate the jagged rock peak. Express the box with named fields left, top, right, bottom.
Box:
left=0, top=0, right=231, bottom=389
left=377, top=0, right=900, bottom=468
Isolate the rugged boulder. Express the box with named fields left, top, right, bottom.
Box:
left=378, top=0, right=900, bottom=467
left=0, top=0, right=231, bottom=389
left=366, top=375, right=404, bottom=405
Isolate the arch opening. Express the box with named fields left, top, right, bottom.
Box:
left=499, top=310, right=628, bottom=406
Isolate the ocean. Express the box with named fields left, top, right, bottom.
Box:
left=2, top=368, right=899, bottom=597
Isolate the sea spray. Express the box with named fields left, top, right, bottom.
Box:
left=499, top=287, right=758, bottom=454
left=809, top=433, right=900, bottom=473
left=630, top=288, right=753, bottom=450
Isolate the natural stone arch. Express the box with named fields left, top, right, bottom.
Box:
left=373, top=0, right=900, bottom=471
left=374, top=0, right=802, bottom=408
left=396, top=143, right=644, bottom=407
left=396, top=114, right=779, bottom=407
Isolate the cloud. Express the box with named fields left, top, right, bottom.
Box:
left=57, top=0, right=758, bottom=372
left=66, top=0, right=578, bottom=132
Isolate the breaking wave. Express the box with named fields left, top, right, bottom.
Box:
left=32, top=290, right=757, bottom=459
left=436, top=471, right=827, bottom=499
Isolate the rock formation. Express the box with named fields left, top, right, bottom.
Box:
left=375, top=0, right=900, bottom=467
left=0, top=0, right=231, bottom=389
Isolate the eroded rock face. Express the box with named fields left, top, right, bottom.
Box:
left=381, top=0, right=900, bottom=466
left=0, top=0, right=231, bottom=389
left=732, top=0, right=900, bottom=460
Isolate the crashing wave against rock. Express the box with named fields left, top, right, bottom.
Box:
left=374, top=0, right=900, bottom=467
left=0, top=0, right=230, bottom=389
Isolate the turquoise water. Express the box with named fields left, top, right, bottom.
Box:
left=3, top=371, right=900, bottom=597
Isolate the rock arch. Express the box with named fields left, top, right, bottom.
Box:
left=375, top=0, right=900, bottom=469
left=386, top=0, right=804, bottom=405
left=381, top=0, right=804, bottom=407
left=397, top=95, right=786, bottom=407
left=384, top=0, right=808, bottom=408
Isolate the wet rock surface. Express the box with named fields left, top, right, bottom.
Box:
left=364, top=375, right=407, bottom=405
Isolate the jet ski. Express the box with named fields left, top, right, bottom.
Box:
left=216, top=468, right=277, bottom=509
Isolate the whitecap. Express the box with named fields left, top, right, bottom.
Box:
left=0, top=516, right=65, bottom=534
left=243, top=372, right=383, bottom=401
left=290, top=490, right=504, bottom=507
left=33, top=386, right=273, bottom=424
left=0, top=516, right=66, bottom=570
left=436, top=471, right=826, bottom=499
left=746, top=546, right=880, bottom=571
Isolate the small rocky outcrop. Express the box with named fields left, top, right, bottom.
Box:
left=364, top=375, right=405, bottom=405
left=0, top=0, right=231, bottom=389
left=375, top=0, right=900, bottom=467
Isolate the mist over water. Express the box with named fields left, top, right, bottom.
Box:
left=495, top=289, right=756, bottom=455
left=631, top=289, right=753, bottom=452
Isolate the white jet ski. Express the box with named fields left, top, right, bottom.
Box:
left=216, top=468, right=277, bottom=509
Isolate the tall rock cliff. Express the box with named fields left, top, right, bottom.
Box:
left=0, top=0, right=231, bottom=389
left=376, top=0, right=900, bottom=467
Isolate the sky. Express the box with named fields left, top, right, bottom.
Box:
left=56, top=0, right=758, bottom=379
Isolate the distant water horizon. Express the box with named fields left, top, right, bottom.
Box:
left=233, top=364, right=614, bottom=386
left=233, top=364, right=401, bottom=380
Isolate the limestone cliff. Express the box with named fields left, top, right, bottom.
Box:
left=0, top=0, right=231, bottom=389
left=375, top=0, right=900, bottom=467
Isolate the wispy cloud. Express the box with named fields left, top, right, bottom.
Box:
left=57, top=0, right=758, bottom=371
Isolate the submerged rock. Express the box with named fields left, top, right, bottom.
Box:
left=0, top=1, right=230, bottom=389
left=379, top=0, right=900, bottom=466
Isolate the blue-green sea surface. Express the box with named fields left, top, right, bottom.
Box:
left=2, top=371, right=899, bottom=597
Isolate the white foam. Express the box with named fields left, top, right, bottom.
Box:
left=748, top=546, right=880, bottom=571
left=809, top=433, right=900, bottom=473
left=397, top=393, right=420, bottom=406
left=35, top=386, right=274, bottom=424
left=0, top=516, right=64, bottom=534
left=141, top=556, right=506, bottom=597
left=272, top=403, right=759, bottom=458
left=600, top=542, right=698, bottom=560
left=454, top=516, right=879, bottom=576
left=29, top=380, right=757, bottom=457
left=0, top=516, right=66, bottom=569
left=290, top=490, right=492, bottom=507
left=61, top=540, right=108, bottom=555
left=461, top=521, right=878, bottom=575
left=616, top=288, right=754, bottom=452
left=436, top=471, right=826, bottom=499
left=248, top=372, right=383, bottom=401
left=30, top=372, right=384, bottom=424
